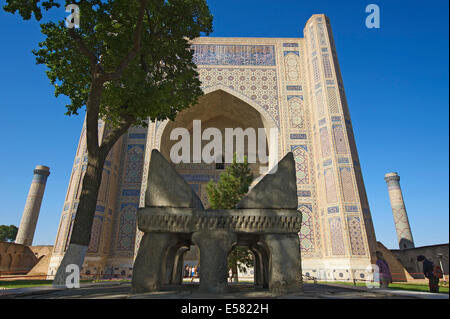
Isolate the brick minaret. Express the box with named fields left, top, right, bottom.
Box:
left=16, top=165, right=50, bottom=246
left=384, top=172, right=415, bottom=249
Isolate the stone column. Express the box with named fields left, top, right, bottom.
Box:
left=261, top=234, right=302, bottom=295
left=131, top=232, right=179, bottom=293
left=250, top=248, right=263, bottom=287
left=192, top=230, right=237, bottom=293
left=16, top=165, right=50, bottom=246
left=172, top=246, right=190, bottom=285
left=385, top=173, right=415, bottom=249
left=251, top=243, right=270, bottom=289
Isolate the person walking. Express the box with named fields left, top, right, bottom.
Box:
left=375, top=251, right=392, bottom=289
left=191, top=266, right=196, bottom=282
left=417, top=255, right=441, bottom=293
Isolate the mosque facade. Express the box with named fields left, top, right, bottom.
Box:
left=47, top=14, right=378, bottom=281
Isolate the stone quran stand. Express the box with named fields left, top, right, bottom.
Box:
left=132, top=150, right=303, bottom=295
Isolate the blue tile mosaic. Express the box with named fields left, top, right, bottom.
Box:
left=122, top=189, right=140, bottom=196
left=191, top=44, right=276, bottom=66
left=328, top=206, right=339, bottom=214
left=290, top=134, right=307, bottom=140
left=298, top=190, right=312, bottom=197
left=286, top=85, right=302, bottom=91
left=283, top=43, right=299, bottom=47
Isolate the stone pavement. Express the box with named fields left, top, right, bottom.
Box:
left=1, top=282, right=448, bottom=299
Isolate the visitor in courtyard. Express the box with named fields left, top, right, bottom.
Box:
left=191, top=266, right=197, bottom=282
left=183, top=265, right=189, bottom=278
left=417, top=255, right=440, bottom=293
left=375, top=251, right=392, bottom=288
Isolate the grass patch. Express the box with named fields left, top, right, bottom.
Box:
left=318, top=281, right=449, bottom=294
left=0, top=279, right=93, bottom=289
left=0, top=280, right=53, bottom=289
left=389, top=283, right=449, bottom=293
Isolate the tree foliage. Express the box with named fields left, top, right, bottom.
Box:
left=4, top=0, right=213, bottom=127
left=0, top=225, right=19, bottom=242
left=206, top=154, right=254, bottom=280
left=3, top=0, right=213, bottom=285
left=207, top=154, right=254, bottom=210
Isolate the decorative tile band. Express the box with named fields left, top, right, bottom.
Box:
left=286, top=85, right=302, bottom=91
left=181, top=174, right=217, bottom=183
left=298, top=190, right=312, bottom=197
left=32, top=174, right=49, bottom=184
left=283, top=43, right=299, bottom=47
left=128, top=133, right=146, bottom=139
left=328, top=206, right=339, bottom=214
left=345, top=205, right=359, bottom=212
left=192, top=44, right=276, bottom=66
left=96, top=205, right=105, bottom=213
left=323, top=159, right=332, bottom=167
left=331, top=116, right=341, bottom=122
left=122, top=189, right=141, bottom=197
left=290, top=133, right=307, bottom=140
left=284, top=51, right=300, bottom=56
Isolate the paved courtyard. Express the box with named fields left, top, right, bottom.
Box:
left=1, top=282, right=448, bottom=299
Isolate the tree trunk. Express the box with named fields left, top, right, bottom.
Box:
left=52, top=153, right=105, bottom=287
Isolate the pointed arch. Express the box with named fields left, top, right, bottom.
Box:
left=155, top=85, right=279, bottom=149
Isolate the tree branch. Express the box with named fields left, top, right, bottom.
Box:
left=85, top=78, right=104, bottom=155
left=102, top=0, right=148, bottom=82
left=67, top=28, right=100, bottom=73
left=99, top=114, right=135, bottom=158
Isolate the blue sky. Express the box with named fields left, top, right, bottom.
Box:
left=0, top=0, right=448, bottom=249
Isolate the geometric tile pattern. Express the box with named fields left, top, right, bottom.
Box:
left=288, top=96, right=304, bottom=128
left=317, top=23, right=328, bottom=46
left=88, top=216, right=103, bottom=253
left=392, top=207, right=414, bottom=243
left=329, top=217, right=345, bottom=255
left=292, top=145, right=309, bottom=184
left=324, top=168, right=338, bottom=203
left=340, top=167, right=356, bottom=202
left=315, top=89, right=325, bottom=118
left=322, top=54, right=333, bottom=78
left=332, top=124, right=348, bottom=154
left=198, top=68, right=280, bottom=127
left=312, top=57, right=320, bottom=83
left=327, top=87, right=339, bottom=114
left=192, top=44, right=276, bottom=66
left=284, top=52, right=300, bottom=81
left=299, top=204, right=314, bottom=253
left=309, top=25, right=316, bottom=50
left=347, top=216, right=366, bottom=256
left=117, top=204, right=137, bottom=251
left=320, top=127, right=331, bottom=157
left=124, top=145, right=145, bottom=184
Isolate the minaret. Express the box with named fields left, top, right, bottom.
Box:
left=16, top=165, right=50, bottom=246
left=384, top=172, right=415, bottom=249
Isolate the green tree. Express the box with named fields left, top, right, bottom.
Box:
left=206, top=154, right=254, bottom=282
left=4, top=0, right=212, bottom=286
left=0, top=225, right=19, bottom=242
